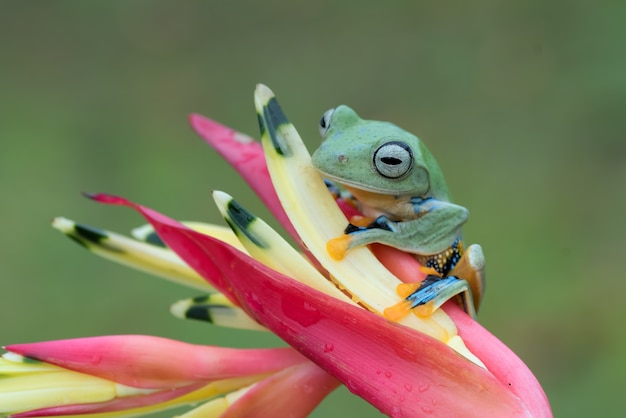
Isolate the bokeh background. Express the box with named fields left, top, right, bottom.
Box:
left=1, top=1, right=624, bottom=416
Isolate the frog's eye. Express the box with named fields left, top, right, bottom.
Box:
left=373, top=141, right=413, bottom=179
left=319, top=108, right=335, bottom=137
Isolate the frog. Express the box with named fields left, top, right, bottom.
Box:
left=311, top=105, right=486, bottom=317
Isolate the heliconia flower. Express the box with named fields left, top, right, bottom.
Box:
left=1, top=335, right=327, bottom=417
left=1, top=85, right=551, bottom=417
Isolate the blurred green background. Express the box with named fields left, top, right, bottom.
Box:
left=1, top=1, right=624, bottom=416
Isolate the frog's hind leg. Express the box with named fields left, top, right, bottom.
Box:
left=399, top=275, right=477, bottom=319
left=384, top=244, right=485, bottom=321
left=448, top=244, right=486, bottom=312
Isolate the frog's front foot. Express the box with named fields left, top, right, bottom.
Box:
left=328, top=216, right=394, bottom=260
left=327, top=234, right=353, bottom=260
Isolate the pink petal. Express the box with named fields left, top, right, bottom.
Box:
left=84, top=193, right=241, bottom=304
left=93, top=197, right=550, bottom=417
left=187, top=233, right=545, bottom=417
left=448, top=304, right=551, bottom=418
left=223, top=363, right=339, bottom=418
left=372, top=250, right=551, bottom=417
left=6, top=335, right=307, bottom=389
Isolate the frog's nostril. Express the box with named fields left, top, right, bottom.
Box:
left=338, top=155, right=348, bottom=163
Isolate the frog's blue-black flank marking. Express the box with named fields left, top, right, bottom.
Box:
left=422, top=237, right=463, bottom=276
left=225, top=200, right=266, bottom=248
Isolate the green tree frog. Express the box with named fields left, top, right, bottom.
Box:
left=311, top=106, right=486, bottom=317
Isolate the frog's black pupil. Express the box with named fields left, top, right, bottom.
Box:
left=320, top=116, right=326, bottom=129
left=381, top=157, right=402, bottom=165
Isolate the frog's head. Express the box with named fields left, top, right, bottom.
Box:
left=311, top=105, right=449, bottom=198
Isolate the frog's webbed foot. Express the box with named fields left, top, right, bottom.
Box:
left=383, top=243, right=486, bottom=320
left=327, top=234, right=353, bottom=260
left=327, top=216, right=394, bottom=260
left=384, top=275, right=477, bottom=320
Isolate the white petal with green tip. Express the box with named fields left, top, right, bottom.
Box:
left=212, top=190, right=355, bottom=305
left=52, top=217, right=213, bottom=292
left=0, top=354, right=157, bottom=413
left=132, top=222, right=247, bottom=252
left=170, top=293, right=268, bottom=332
left=177, top=385, right=253, bottom=418
left=0, top=353, right=268, bottom=418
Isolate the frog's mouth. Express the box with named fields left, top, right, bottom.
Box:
left=317, top=171, right=415, bottom=196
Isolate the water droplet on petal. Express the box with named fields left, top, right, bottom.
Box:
left=341, top=315, right=358, bottom=326
left=246, top=291, right=264, bottom=313
left=421, top=406, right=434, bottom=414
left=89, top=354, right=102, bottom=365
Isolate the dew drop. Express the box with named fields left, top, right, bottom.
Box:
left=341, top=315, right=358, bottom=326
left=89, top=354, right=102, bottom=365
left=345, top=379, right=357, bottom=391
left=404, top=383, right=413, bottom=392
left=281, top=296, right=321, bottom=327
left=323, top=343, right=334, bottom=353
left=421, top=406, right=434, bottom=414
left=246, top=291, right=264, bottom=313
left=385, top=371, right=392, bottom=378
